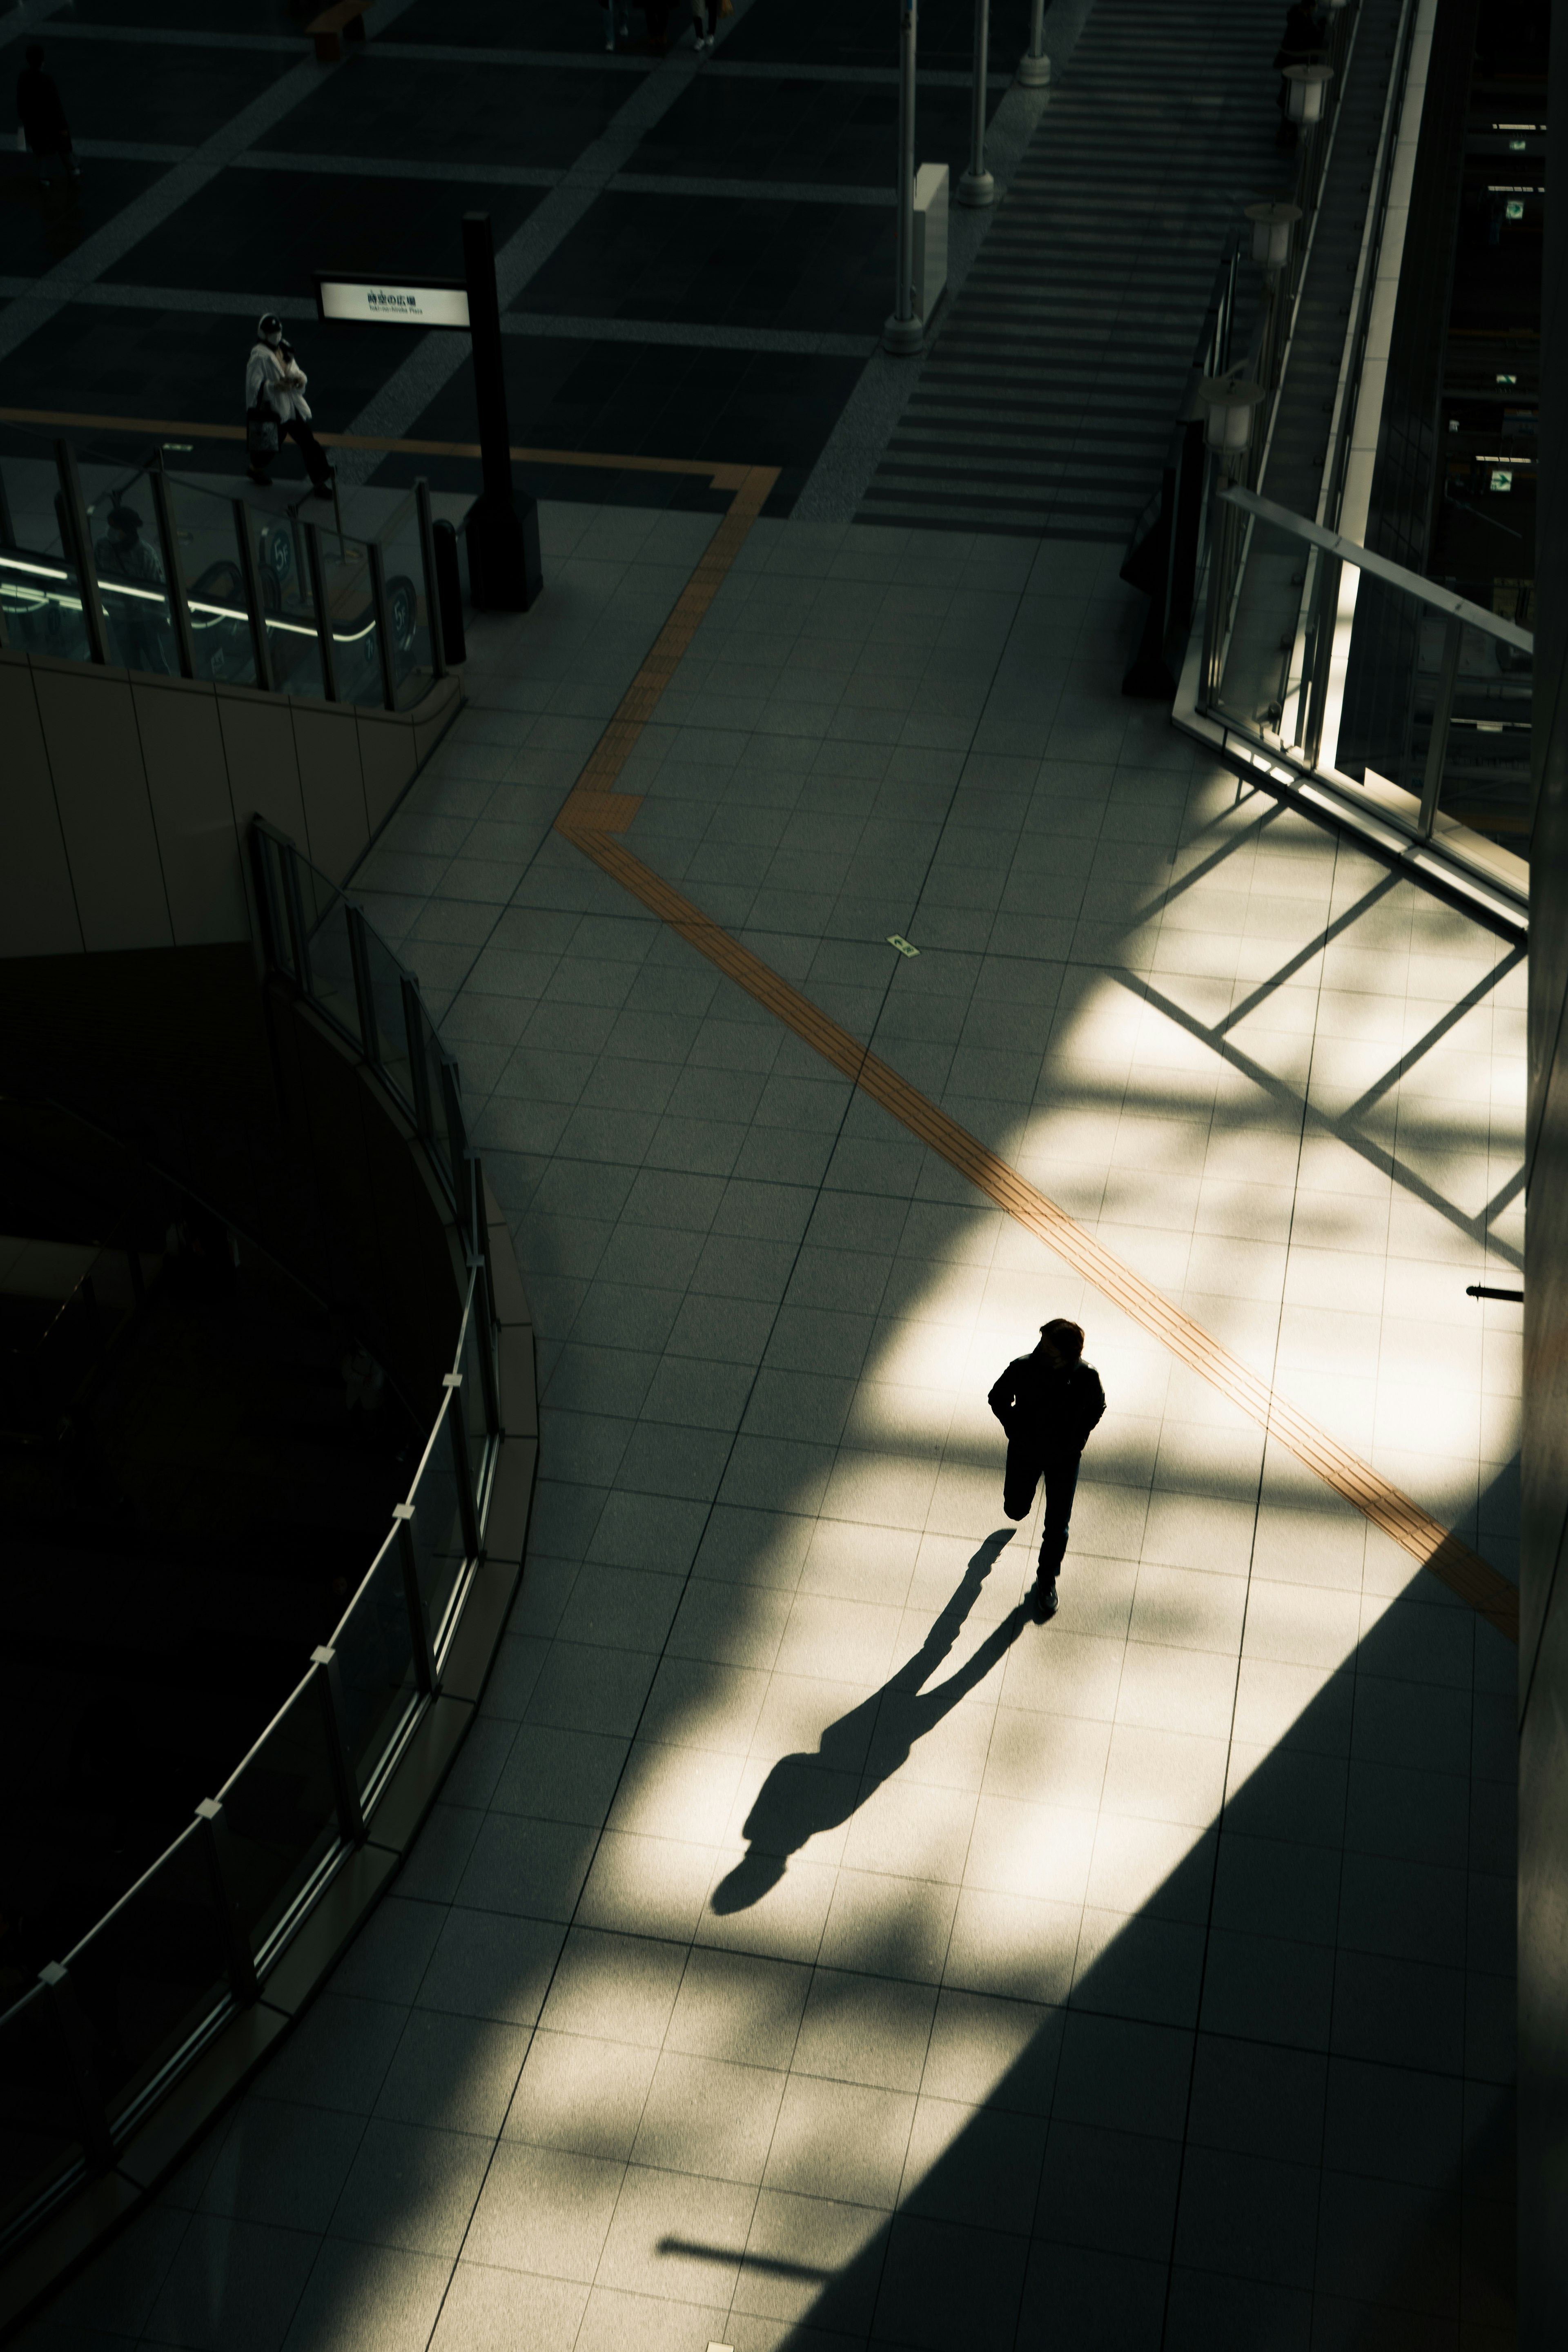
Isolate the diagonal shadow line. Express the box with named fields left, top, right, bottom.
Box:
left=1212, top=870, right=1404, bottom=1037
left=1483, top=1163, right=1526, bottom=1223
left=1340, top=943, right=1527, bottom=1121
left=711, top=1531, right=1029, bottom=1914
left=658, top=2238, right=833, bottom=2282
left=1111, top=965, right=1526, bottom=1271
left=1124, top=795, right=1288, bottom=929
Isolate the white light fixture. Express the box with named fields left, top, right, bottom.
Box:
left=1196, top=374, right=1267, bottom=455
left=1245, top=198, right=1302, bottom=268
left=1283, top=62, right=1333, bottom=122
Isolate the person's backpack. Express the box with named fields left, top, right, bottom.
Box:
left=247, top=406, right=280, bottom=466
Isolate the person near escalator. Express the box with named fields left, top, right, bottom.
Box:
left=245, top=315, right=335, bottom=497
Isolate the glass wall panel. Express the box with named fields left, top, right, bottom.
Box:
left=331, top=1531, right=419, bottom=1795
left=63, top=1829, right=229, bottom=2125
left=378, top=492, right=434, bottom=710
left=303, top=894, right=361, bottom=1048
left=314, top=527, right=385, bottom=708
left=460, top=1301, right=492, bottom=1520
left=363, top=928, right=416, bottom=1116
left=246, top=510, right=324, bottom=699
left=218, top=1683, right=342, bottom=1960
left=80, top=466, right=178, bottom=675
left=0, top=1986, right=84, bottom=2238
left=407, top=1391, right=467, bottom=1653
left=168, top=478, right=257, bottom=688
left=256, top=831, right=299, bottom=976
left=0, top=451, right=91, bottom=662
left=415, top=1006, right=453, bottom=1193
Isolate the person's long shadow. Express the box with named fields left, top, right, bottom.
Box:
left=710, top=1528, right=1029, bottom=1914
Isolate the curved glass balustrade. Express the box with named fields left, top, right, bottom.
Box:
left=0, top=840, right=499, bottom=2257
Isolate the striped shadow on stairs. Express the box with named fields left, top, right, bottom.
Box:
left=858, top=0, right=1290, bottom=540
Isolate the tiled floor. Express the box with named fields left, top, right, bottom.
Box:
left=24, top=500, right=1519, bottom=2350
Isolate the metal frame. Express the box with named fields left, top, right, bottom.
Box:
left=302, top=520, right=339, bottom=703
left=232, top=499, right=274, bottom=693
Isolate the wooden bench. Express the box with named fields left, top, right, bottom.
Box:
left=306, top=0, right=371, bottom=62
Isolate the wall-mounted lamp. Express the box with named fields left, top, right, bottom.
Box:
left=1283, top=62, right=1333, bottom=122
left=1196, top=374, right=1267, bottom=457
left=1245, top=198, right=1302, bottom=268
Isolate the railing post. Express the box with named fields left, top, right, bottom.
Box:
left=194, top=1799, right=260, bottom=2006
left=366, top=538, right=399, bottom=711
left=958, top=0, right=994, bottom=206
left=1417, top=614, right=1464, bottom=839
left=148, top=468, right=196, bottom=681
left=1018, top=0, right=1049, bottom=84
left=38, top=1963, right=114, bottom=2169
left=312, top=1645, right=366, bottom=1843
left=394, top=1505, right=438, bottom=1695
left=444, top=1372, right=482, bottom=1561
left=416, top=479, right=448, bottom=682
left=404, top=976, right=434, bottom=1134
left=54, top=440, right=109, bottom=667
left=883, top=0, right=923, bottom=354
left=303, top=521, right=339, bottom=702
left=233, top=500, right=274, bottom=693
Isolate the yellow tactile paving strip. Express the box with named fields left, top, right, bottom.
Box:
left=552, top=470, right=1520, bottom=1647
left=0, top=407, right=759, bottom=489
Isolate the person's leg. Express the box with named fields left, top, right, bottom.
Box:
left=281, top=416, right=334, bottom=492
left=1002, top=1441, right=1040, bottom=1524
left=1037, top=1448, right=1082, bottom=1577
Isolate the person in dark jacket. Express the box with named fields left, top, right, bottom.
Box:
left=16, top=44, right=79, bottom=186
left=989, top=1317, right=1106, bottom=1618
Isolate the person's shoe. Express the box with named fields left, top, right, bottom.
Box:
left=1033, top=1575, right=1059, bottom=1621
left=247, top=467, right=273, bottom=487
left=309, top=476, right=335, bottom=499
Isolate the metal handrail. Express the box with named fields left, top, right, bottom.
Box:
left=1221, top=484, right=1535, bottom=653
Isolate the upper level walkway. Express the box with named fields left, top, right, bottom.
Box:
left=24, top=486, right=1521, bottom=2351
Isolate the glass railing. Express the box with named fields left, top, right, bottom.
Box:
left=1198, top=484, right=1534, bottom=852
left=251, top=819, right=470, bottom=1218
left=0, top=424, right=448, bottom=714
left=0, top=862, right=500, bottom=2258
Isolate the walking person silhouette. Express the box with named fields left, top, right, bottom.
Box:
left=989, top=1317, right=1105, bottom=1619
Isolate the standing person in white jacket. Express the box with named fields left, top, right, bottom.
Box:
left=245, top=314, right=334, bottom=495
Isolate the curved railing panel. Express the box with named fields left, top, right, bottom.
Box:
left=0, top=826, right=508, bottom=2266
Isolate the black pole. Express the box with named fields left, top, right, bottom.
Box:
left=461, top=211, right=542, bottom=612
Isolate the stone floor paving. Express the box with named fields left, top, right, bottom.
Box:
left=24, top=501, right=1521, bottom=2350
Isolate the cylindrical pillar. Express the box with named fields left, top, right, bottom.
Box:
left=883, top=0, right=924, bottom=354
left=958, top=0, right=994, bottom=206
left=1018, top=0, right=1050, bottom=86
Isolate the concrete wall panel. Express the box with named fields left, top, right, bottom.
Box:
left=292, top=702, right=370, bottom=881
left=133, top=681, right=251, bottom=947
left=359, top=708, right=419, bottom=841
left=31, top=662, right=172, bottom=952
left=0, top=661, right=82, bottom=957
left=216, top=688, right=309, bottom=852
